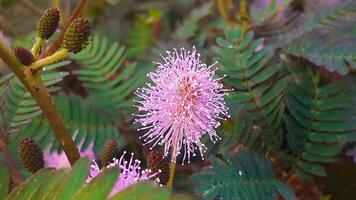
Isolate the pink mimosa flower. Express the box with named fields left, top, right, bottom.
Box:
left=87, top=151, right=160, bottom=197
left=134, top=47, right=230, bottom=164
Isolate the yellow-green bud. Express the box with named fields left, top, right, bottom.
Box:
left=36, top=7, right=60, bottom=40
left=63, top=17, right=91, bottom=54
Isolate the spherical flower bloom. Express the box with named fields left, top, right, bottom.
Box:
left=87, top=151, right=160, bottom=197
left=134, top=47, right=230, bottom=164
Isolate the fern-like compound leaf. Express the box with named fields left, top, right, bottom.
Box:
left=274, top=1, right=356, bottom=49
left=192, top=149, right=296, bottom=200
left=285, top=24, right=356, bottom=75
left=72, top=35, right=147, bottom=113
left=284, top=56, right=356, bottom=176
left=215, top=26, right=285, bottom=150
left=20, top=93, right=124, bottom=153
left=0, top=61, right=70, bottom=133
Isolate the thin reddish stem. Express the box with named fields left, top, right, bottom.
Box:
left=0, top=133, right=23, bottom=185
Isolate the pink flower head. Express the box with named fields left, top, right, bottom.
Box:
left=87, top=151, right=160, bottom=197
left=134, top=47, right=230, bottom=164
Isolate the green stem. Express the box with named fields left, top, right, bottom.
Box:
left=0, top=133, right=23, bottom=185
left=239, top=0, right=249, bottom=31
left=0, top=39, right=80, bottom=166
left=216, top=0, right=229, bottom=24
left=29, top=48, right=69, bottom=70
left=54, top=0, right=61, bottom=7
left=166, top=161, right=176, bottom=189
left=166, top=148, right=177, bottom=189
left=31, top=38, right=43, bottom=60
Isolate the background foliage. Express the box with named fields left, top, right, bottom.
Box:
left=1, top=0, right=356, bottom=199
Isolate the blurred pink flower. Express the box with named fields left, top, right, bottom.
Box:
left=0, top=31, right=10, bottom=46
left=346, top=147, right=356, bottom=163
left=255, top=0, right=284, bottom=7
left=87, top=151, right=159, bottom=197
left=327, top=0, right=342, bottom=5
left=134, top=47, right=229, bottom=164
left=44, top=138, right=95, bottom=169
left=255, top=0, right=342, bottom=6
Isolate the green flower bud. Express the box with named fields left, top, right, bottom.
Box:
left=36, top=7, right=60, bottom=40
left=63, top=17, right=91, bottom=54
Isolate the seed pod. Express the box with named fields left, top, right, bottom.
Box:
left=62, top=17, right=91, bottom=54
left=13, top=46, right=34, bottom=66
left=36, top=7, right=60, bottom=40
left=19, top=137, right=44, bottom=173
left=100, top=139, right=118, bottom=167
left=147, top=151, right=170, bottom=185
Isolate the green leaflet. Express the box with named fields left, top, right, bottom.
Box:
left=57, top=158, right=90, bottom=200
left=6, top=169, right=54, bottom=200
left=0, top=165, right=9, bottom=200
left=110, top=182, right=171, bottom=200
left=192, top=149, right=296, bottom=200
left=71, top=168, right=119, bottom=200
